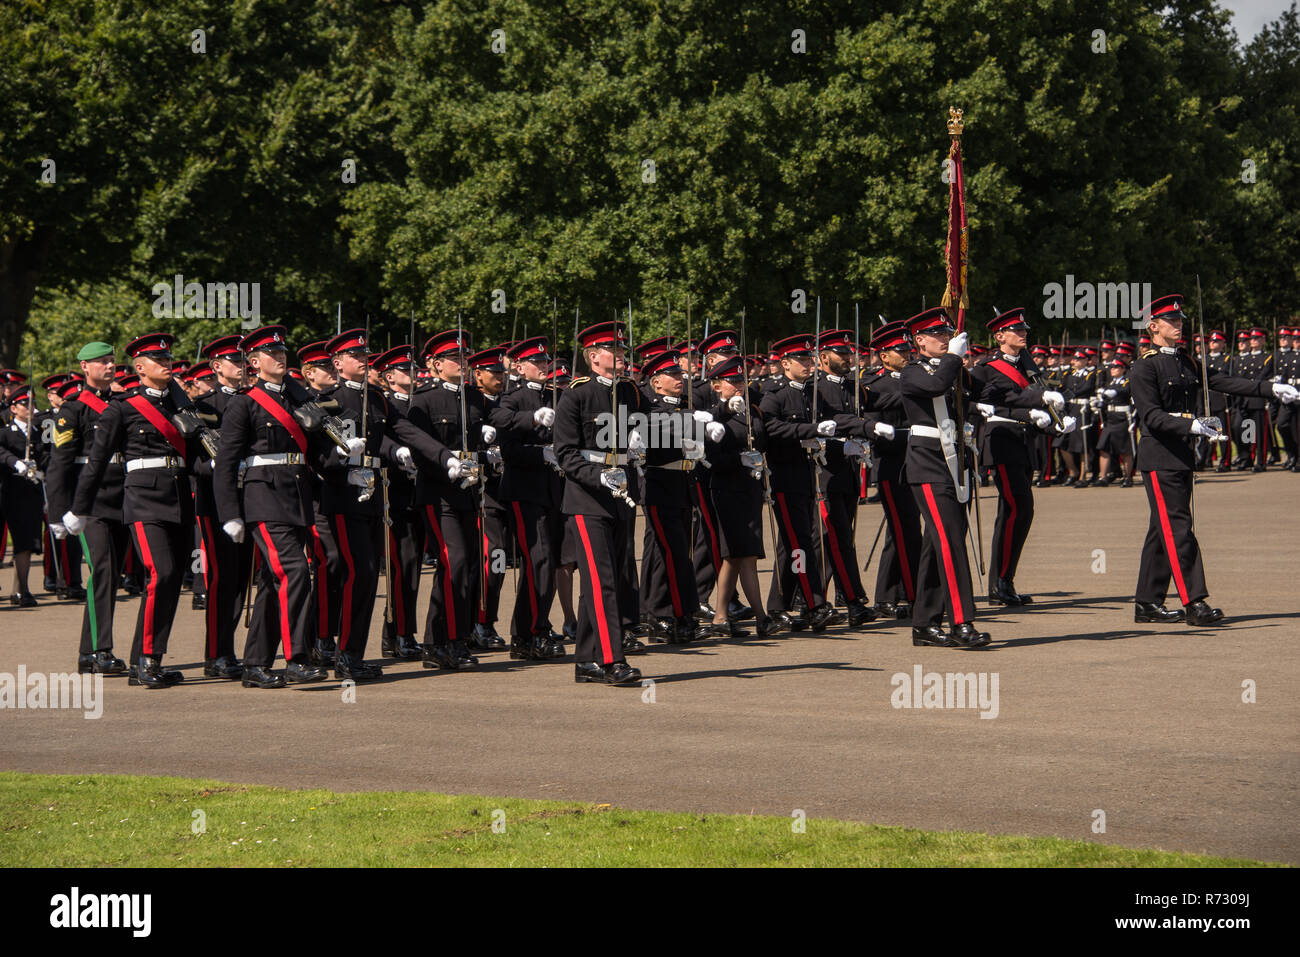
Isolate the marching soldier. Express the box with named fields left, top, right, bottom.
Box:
left=975, top=308, right=1073, bottom=606
left=392, top=328, right=483, bottom=671
left=1277, top=326, right=1300, bottom=471
left=316, top=328, right=393, bottom=680
left=35, top=374, right=85, bottom=600
left=191, top=335, right=252, bottom=679
left=866, top=322, right=921, bottom=619
left=757, top=333, right=838, bottom=632
left=1095, top=357, right=1136, bottom=487
left=699, top=355, right=784, bottom=638
left=1244, top=328, right=1274, bottom=471
left=46, top=343, right=128, bottom=675
left=899, top=309, right=990, bottom=648
left=468, top=346, right=510, bottom=651
left=491, top=336, right=567, bottom=660
left=1, top=386, right=45, bottom=606
left=553, top=320, right=646, bottom=685
left=638, top=349, right=704, bottom=643
left=1229, top=330, right=1252, bottom=467
left=1058, top=349, right=1097, bottom=486
left=66, top=334, right=204, bottom=687
left=812, top=328, right=893, bottom=626
left=1130, top=296, right=1299, bottom=626
left=375, top=345, right=426, bottom=661
left=214, top=325, right=338, bottom=688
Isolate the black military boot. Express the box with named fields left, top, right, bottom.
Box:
left=285, top=660, right=328, bottom=683
left=381, top=634, right=398, bottom=658
left=1184, top=600, right=1224, bottom=627
left=335, top=650, right=383, bottom=681
left=203, top=656, right=243, bottom=679
left=809, top=602, right=840, bottom=632
left=310, top=637, right=337, bottom=668
left=128, top=656, right=171, bottom=689
left=695, top=601, right=716, bottom=622
left=950, top=623, right=992, bottom=647
left=394, top=635, right=422, bottom=660
left=241, top=665, right=286, bottom=689
left=573, top=661, right=641, bottom=685
left=469, top=623, right=506, bottom=651
left=912, top=625, right=959, bottom=647
left=79, top=650, right=127, bottom=675
left=726, top=599, right=755, bottom=622
left=846, top=599, right=878, bottom=627
left=191, top=593, right=207, bottom=610
left=531, top=631, right=567, bottom=660
left=672, top=616, right=699, bottom=643
left=1134, top=601, right=1185, bottom=623
left=650, top=618, right=675, bottom=644
left=755, top=614, right=786, bottom=638
left=622, top=633, right=647, bottom=655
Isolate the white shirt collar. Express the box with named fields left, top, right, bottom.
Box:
left=890, top=371, right=901, bottom=379
left=392, top=391, right=409, bottom=401
left=144, top=387, right=165, bottom=398
left=441, top=380, right=459, bottom=392
left=596, top=374, right=613, bottom=386
left=344, top=379, right=364, bottom=390
left=221, top=385, right=237, bottom=395
left=662, top=395, right=680, bottom=405
left=826, top=373, right=843, bottom=384
left=526, top=381, right=543, bottom=391
left=789, top=379, right=804, bottom=390
left=263, top=380, right=283, bottom=393
left=1159, top=346, right=1177, bottom=354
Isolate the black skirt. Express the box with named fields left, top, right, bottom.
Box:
left=710, top=476, right=766, bottom=559
left=1, top=477, right=43, bottom=553
left=1097, top=424, right=1132, bottom=456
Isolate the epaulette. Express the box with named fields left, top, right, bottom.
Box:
left=1139, top=348, right=1159, bottom=360
left=570, top=376, right=591, bottom=387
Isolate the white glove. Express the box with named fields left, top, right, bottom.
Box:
left=843, top=439, right=866, bottom=456
left=1272, top=382, right=1300, bottom=404
left=1102, top=388, right=1118, bottom=399
left=947, top=332, right=968, bottom=357
left=1057, top=416, right=1078, bottom=435
left=627, top=429, right=646, bottom=454
left=599, top=470, right=626, bottom=492
left=1029, top=409, right=1051, bottom=429
left=740, top=450, right=764, bottom=470
left=222, top=519, right=245, bottom=543
left=682, top=438, right=705, bottom=460
left=1088, top=396, right=1102, bottom=411
left=532, top=406, right=555, bottom=428
left=974, top=403, right=995, bottom=418
left=692, top=409, right=713, bottom=424
left=873, top=422, right=895, bottom=440
left=50, top=523, right=68, bottom=540
left=705, top=421, right=725, bottom=442
left=543, top=446, right=558, bottom=466
left=447, top=457, right=465, bottom=480
left=15, top=459, right=30, bottom=476
left=395, top=446, right=414, bottom=469
left=727, top=395, right=746, bottom=414
left=816, top=420, right=836, bottom=437
left=62, top=512, right=85, bottom=536
left=1191, top=418, right=1223, bottom=438
left=345, top=437, right=366, bottom=456
left=486, top=448, right=503, bottom=468
left=347, top=469, right=374, bottom=488
left=481, top=424, right=497, bottom=444
left=1042, top=390, right=1065, bottom=411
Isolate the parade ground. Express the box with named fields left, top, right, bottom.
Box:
left=2, top=471, right=1296, bottom=865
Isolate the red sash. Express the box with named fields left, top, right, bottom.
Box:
left=126, top=395, right=188, bottom=460
left=247, top=386, right=308, bottom=453
left=77, top=390, right=108, bottom=415
left=987, top=358, right=1030, bottom=389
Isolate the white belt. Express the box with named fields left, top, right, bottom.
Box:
left=347, top=454, right=382, bottom=468
left=985, top=415, right=1022, bottom=426
left=910, top=425, right=942, bottom=439
left=581, top=450, right=628, bottom=466
left=1070, top=398, right=1089, bottom=406
left=126, top=456, right=184, bottom=472
left=242, top=453, right=306, bottom=468
left=1110, top=405, right=1131, bottom=413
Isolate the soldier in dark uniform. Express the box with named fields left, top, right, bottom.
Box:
left=1228, top=331, right=1252, bottom=467
left=35, top=374, right=84, bottom=599
left=866, top=323, right=921, bottom=618
left=698, top=355, right=784, bottom=638
left=491, top=336, right=567, bottom=660
left=66, top=334, right=204, bottom=687
left=1277, top=326, right=1300, bottom=471
left=1130, top=296, right=1300, bottom=626
left=638, top=349, right=704, bottom=643
left=1057, top=349, right=1096, bottom=486
left=190, top=336, right=251, bottom=679
left=1095, top=357, right=1136, bottom=486
left=467, top=346, right=510, bottom=651
left=899, top=309, right=990, bottom=648
left=316, top=328, right=393, bottom=680
left=392, top=329, right=483, bottom=671
left=812, top=328, right=894, bottom=627
left=553, top=321, right=646, bottom=685
left=1242, top=328, right=1275, bottom=471
left=47, top=344, right=128, bottom=675
left=975, top=308, right=1074, bottom=606
left=757, top=334, right=839, bottom=632
left=374, top=345, right=426, bottom=661
left=1, top=386, right=45, bottom=606
left=214, top=325, right=336, bottom=688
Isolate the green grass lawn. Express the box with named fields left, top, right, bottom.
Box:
left=0, top=772, right=1274, bottom=867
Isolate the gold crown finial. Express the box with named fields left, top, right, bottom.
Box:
left=947, top=107, right=964, bottom=137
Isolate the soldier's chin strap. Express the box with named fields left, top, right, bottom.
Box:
left=933, top=395, right=970, bottom=504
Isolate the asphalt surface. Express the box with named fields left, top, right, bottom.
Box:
left=2, top=470, right=1297, bottom=863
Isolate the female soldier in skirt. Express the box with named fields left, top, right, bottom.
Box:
left=0, top=387, right=47, bottom=606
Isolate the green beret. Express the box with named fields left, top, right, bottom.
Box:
left=76, top=341, right=114, bottom=361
